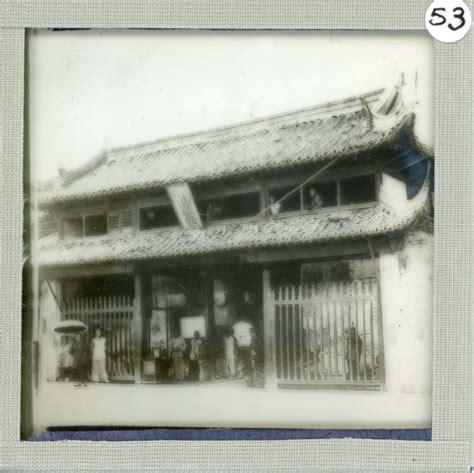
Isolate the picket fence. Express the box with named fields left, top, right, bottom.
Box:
left=272, top=278, right=383, bottom=388
left=62, top=296, right=135, bottom=380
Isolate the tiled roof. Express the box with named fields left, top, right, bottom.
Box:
left=38, top=88, right=416, bottom=205
left=37, top=184, right=428, bottom=267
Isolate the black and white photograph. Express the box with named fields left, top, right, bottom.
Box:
left=26, top=30, right=434, bottom=433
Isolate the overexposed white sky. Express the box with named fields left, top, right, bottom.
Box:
left=28, top=30, right=433, bottom=183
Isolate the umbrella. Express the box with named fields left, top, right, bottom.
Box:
left=53, top=320, right=88, bottom=334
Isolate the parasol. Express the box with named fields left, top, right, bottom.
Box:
left=53, top=320, right=88, bottom=334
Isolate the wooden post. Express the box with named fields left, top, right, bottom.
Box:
left=263, top=269, right=277, bottom=387
left=133, top=273, right=144, bottom=383
left=205, top=272, right=215, bottom=337
left=367, top=239, right=386, bottom=387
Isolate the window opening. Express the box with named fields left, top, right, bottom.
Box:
left=268, top=186, right=301, bottom=214
left=140, top=205, right=178, bottom=230
left=84, top=214, right=108, bottom=236
left=339, top=174, right=376, bottom=205
left=303, top=181, right=338, bottom=210
left=199, top=192, right=260, bottom=222
left=63, top=216, right=83, bottom=238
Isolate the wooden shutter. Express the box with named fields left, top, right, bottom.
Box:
left=120, top=210, right=133, bottom=228
left=108, top=212, right=120, bottom=231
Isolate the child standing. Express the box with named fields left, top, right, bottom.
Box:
left=91, top=328, right=109, bottom=383
left=57, top=335, right=74, bottom=381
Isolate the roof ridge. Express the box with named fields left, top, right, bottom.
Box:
left=108, top=88, right=384, bottom=157
left=46, top=88, right=384, bottom=188
left=114, top=109, right=367, bottom=161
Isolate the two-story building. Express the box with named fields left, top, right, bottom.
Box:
left=34, top=86, right=433, bottom=397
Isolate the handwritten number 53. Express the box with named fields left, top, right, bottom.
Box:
left=429, top=6, right=466, bottom=31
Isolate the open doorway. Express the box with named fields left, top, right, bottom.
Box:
left=148, top=265, right=264, bottom=386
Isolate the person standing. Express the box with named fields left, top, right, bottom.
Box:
left=91, top=328, right=109, bottom=383
left=170, top=329, right=187, bottom=381
left=189, top=330, right=203, bottom=381
left=346, top=326, right=363, bottom=380
left=156, top=340, right=171, bottom=381
left=223, top=327, right=238, bottom=377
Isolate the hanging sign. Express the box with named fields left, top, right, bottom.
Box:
left=166, top=183, right=203, bottom=229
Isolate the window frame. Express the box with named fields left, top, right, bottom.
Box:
left=59, top=203, right=135, bottom=239
left=266, top=171, right=379, bottom=219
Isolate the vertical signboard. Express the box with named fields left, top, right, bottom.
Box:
left=166, top=183, right=203, bottom=229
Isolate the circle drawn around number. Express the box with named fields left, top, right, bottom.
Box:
left=425, top=0, right=471, bottom=43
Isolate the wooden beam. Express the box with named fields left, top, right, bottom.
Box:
left=245, top=240, right=384, bottom=264
left=263, top=269, right=276, bottom=387
left=132, top=255, right=241, bottom=273
left=204, top=272, right=215, bottom=337
left=45, top=280, right=61, bottom=310
left=40, top=263, right=135, bottom=280
left=133, top=273, right=144, bottom=384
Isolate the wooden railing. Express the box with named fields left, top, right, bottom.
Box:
left=62, top=296, right=135, bottom=380
left=273, top=279, right=383, bottom=389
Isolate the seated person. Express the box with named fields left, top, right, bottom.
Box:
left=306, top=187, right=323, bottom=210
left=269, top=196, right=282, bottom=216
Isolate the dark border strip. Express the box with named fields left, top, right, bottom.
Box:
left=29, top=428, right=431, bottom=442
